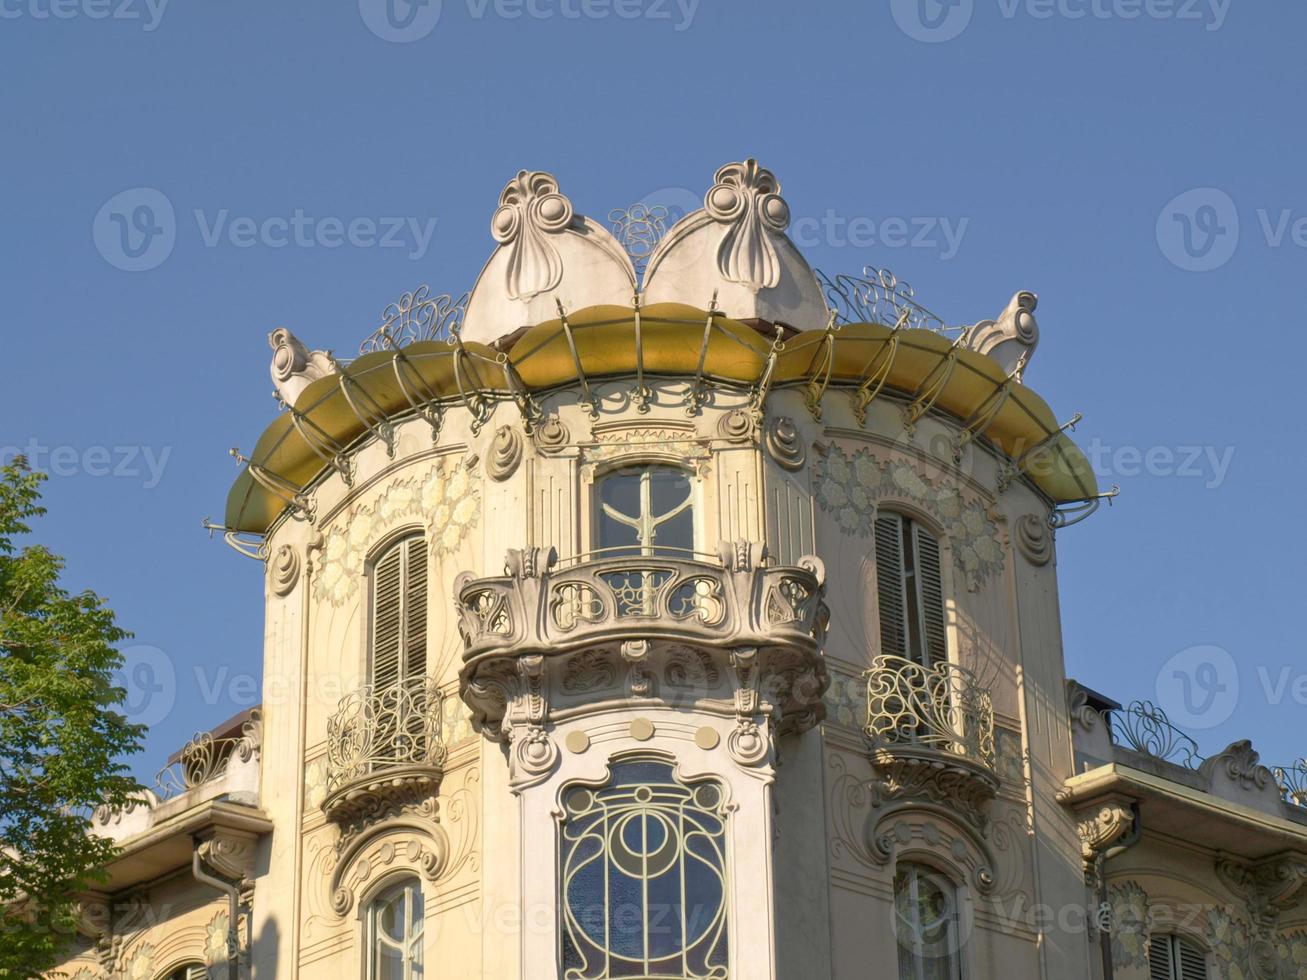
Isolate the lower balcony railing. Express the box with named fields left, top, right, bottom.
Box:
left=323, top=678, right=446, bottom=822
left=864, top=654, right=996, bottom=770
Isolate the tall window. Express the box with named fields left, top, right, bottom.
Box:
left=560, top=757, right=728, bottom=979
left=874, top=513, right=947, bottom=668
left=894, top=864, right=962, bottom=980
left=596, top=465, right=694, bottom=558
left=161, top=966, right=207, bottom=980
left=1149, top=935, right=1208, bottom=980
left=370, top=535, right=427, bottom=691
left=367, top=878, right=424, bottom=980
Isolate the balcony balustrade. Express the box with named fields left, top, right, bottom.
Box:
left=454, top=542, right=829, bottom=742
left=323, top=678, right=446, bottom=823
left=863, top=654, right=999, bottom=827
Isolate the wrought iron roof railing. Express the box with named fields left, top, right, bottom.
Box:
left=864, top=655, right=996, bottom=770
left=1106, top=699, right=1204, bottom=770
left=358, top=285, right=469, bottom=354
left=815, top=266, right=962, bottom=335
left=154, top=710, right=262, bottom=800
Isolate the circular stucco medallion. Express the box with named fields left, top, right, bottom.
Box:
left=629, top=718, right=655, bottom=741
left=564, top=730, right=590, bottom=754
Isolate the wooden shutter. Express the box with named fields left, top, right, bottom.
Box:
left=1177, top=938, right=1208, bottom=980
left=404, top=537, right=428, bottom=686
left=371, top=543, right=404, bottom=690
left=912, top=524, right=948, bottom=669
left=1148, top=936, right=1175, bottom=980
left=874, top=514, right=909, bottom=659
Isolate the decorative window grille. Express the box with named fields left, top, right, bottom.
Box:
left=559, top=757, right=729, bottom=979
left=596, top=465, right=694, bottom=558
left=874, top=514, right=947, bottom=668
left=370, top=535, right=428, bottom=690
left=1149, top=934, right=1208, bottom=980
left=894, top=864, right=963, bottom=980
left=367, top=877, right=425, bottom=980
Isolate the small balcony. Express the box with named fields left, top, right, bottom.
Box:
left=863, top=655, right=999, bottom=824
left=323, top=678, right=446, bottom=823
left=455, top=542, right=829, bottom=736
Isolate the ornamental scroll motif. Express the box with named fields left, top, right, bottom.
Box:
left=492, top=170, right=575, bottom=302
left=314, top=457, right=480, bottom=606
left=706, top=159, right=791, bottom=290
left=812, top=444, right=1004, bottom=590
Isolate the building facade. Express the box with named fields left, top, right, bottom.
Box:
left=53, top=161, right=1307, bottom=979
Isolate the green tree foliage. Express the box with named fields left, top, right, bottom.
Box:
left=0, top=459, right=145, bottom=977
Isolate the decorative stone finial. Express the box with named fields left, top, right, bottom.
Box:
left=268, top=327, right=334, bottom=409
left=962, top=291, right=1040, bottom=380
left=705, top=159, right=791, bottom=290
left=492, top=170, right=576, bottom=302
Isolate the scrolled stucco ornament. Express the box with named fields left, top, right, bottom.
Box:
left=706, top=159, right=790, bottom=290
left=727, top=719, right=768, bottom=765
left=764, top=415, right=806, bottom=470
left=716, top=408, right=755, bottom=442
left=268, top=543, right=301, bottom=596
left=533, top=414, right=570, bottom=453
left=491, top=170, right=575, bottom=302
left=268, top=327, right=334, bottom=408
left=486, top=425, right=524, bottom=481
left=962, top=291, right=1039, bottom=380
left=1014, top=513, right=1053, bottom=566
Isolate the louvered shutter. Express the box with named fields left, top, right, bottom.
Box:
left=371, top=543, right=404, bottom=690
left=912, top=524, right=947, bottom=669
left=1149, top=936, right=1175, bottom=980
left=874, top=515, right=910, bottom=659
left=404, top=538, right=428, bottom=686
left=1177, top=938, right=1208, bottom=980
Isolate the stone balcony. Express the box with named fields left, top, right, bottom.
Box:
left=454, top=542, right=829, bottom=743
left=322, top=678, right=446, bottom=825
left=862, top=655, right=999, bottom=830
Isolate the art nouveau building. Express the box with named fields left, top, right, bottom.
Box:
left=53, top=161, right=1307, bottom=979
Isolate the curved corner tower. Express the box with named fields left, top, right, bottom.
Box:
left=227, top=160, right=1108, bottom=978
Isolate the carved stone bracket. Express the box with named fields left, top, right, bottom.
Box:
left=1215, top=851, right=1307, bottom=979
left=1063, top=794, right=1138, bottom=886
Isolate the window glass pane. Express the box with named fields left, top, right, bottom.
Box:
left=370, top=879, right=423, bottom=980
left=894, top=865, right=960, bottom=980
left=560, top=758, right=727, bottom=978
left=597, top=466, right=694, bottom=557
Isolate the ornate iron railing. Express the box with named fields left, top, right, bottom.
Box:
left=815, top=266, right=961, bottom=335
left=154, top=710, right=262, bottom=799
left=455, top=544, right=826, bottom=662
left=1275, top=760, right=1307, bottom=809
left=1107, top=700, right=1204, bottom=769
left=358, top=284, right=469, bottom=354
left=325, top=678, right=445, bottom=796
left=864, top=655, right=995, bottom=769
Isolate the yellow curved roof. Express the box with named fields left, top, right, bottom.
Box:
left=225, top=304, right=1095, bottom=534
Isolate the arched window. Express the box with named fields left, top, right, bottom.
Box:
left=370, top=534, right=427, bottom=691
left=159, top=966, right=206, bottom=980
left=874, top=513, right=946, bottom=668
left=894, top=863, right=962, bottom=980
left=596, top=464, right=694, bottom=558
left=367, top=877, right=424, bottom=980
left=1149, top=934, right=1208, bottom=980
left=559, top=757, right=728, bottom=978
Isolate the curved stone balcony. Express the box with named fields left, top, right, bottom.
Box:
left=323, top=678, right=446, bottom=824
left=454, top=542, right=829, bottom=740
left=863, top=655, right=999, bottom=826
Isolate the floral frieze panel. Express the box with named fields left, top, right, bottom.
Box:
left=822, top=671, right=864, bottom=729
left=1107, top=881, right=1149, bottom=970
left=1208, top=906, right=1255, bottom=980
left=813, top=445, right=1004, bottom=590
left=314, top=457, right=481, bottom=606
left=1278, top=929, right=1307, bottom=979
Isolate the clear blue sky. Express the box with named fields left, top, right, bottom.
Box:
left=2, top=0, right=1302, bottom=781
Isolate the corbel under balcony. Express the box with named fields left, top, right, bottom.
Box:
left=453, top=541, right=830, bottom=757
